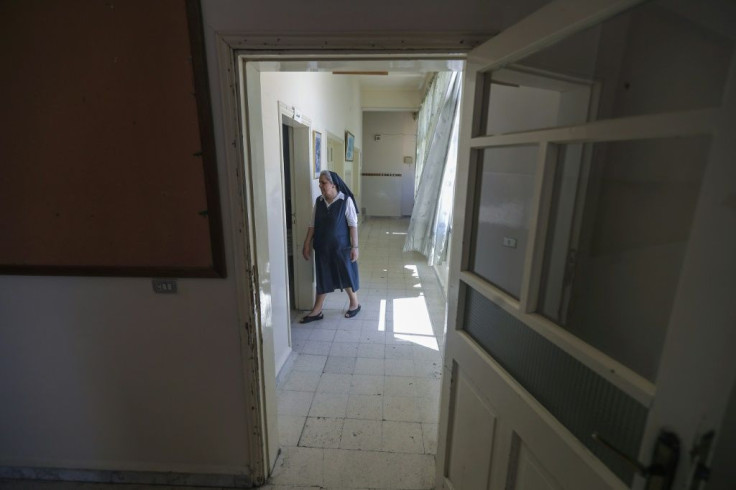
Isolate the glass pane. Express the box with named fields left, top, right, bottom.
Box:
left=482, top=0, right=734, bottom=135
left=537, top=136, right=711, bottom=381
left=469, top=145, right=537, bottom=299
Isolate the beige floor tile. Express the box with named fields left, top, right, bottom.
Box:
left=384, top=359, right=415, bottom=377
left=350, top=374, right=384, bottom=396
left=269, top=447, right=324, bottom=487
left=346, top=394, right=383, bottom=420
left=414, top=378, right=441, bottom=399
left=383, top=396, right=419, bottom=422
left=299, top=417, right=344, bottom=448
left=323, top=356, right=356, bottom=375
left=317, top=373, right=352, bottom=394
left=277, top=390, right=314, bottom=416
left=301, top=340, right=333, bottom=356
left=359, top=329, right=386, bottom=344
left=334, top=329, right=362, bottom=343
left=382, top=421, right=424, bottom=453
left=357, top=343, right=385, bottom=359
left=384, top=376, right=417, bottom=397
left=309, top=393, right=349, bottom=418
left=329, top=342, right=359, bottom=357
left=413, top=359, right=442, bottom=379
left=416, top=396, right=440, bottom=424
left=291, top=328, right=312, bottom=342
left=282, top=370, right=321, bottom=392
left=323, top=449, right=386, bottom=488
left=384, top=344, right=414, bottom=359
left=412, top=345, right=442, bottom=362
left=383, top=453, right=435, bottom=489
left=340, top=419, right=382, bottom=450
left=278, top=415, right=306, bottom=446
left=292, top=354, right=328, bottom=373
left=310, top=328, right=337, bottom=342
left=354, top=357, right=385, bottom=375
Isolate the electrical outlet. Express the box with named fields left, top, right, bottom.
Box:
left=503, top=237, right=517, bottom=248
left=152, top=278, right=177, bottom=294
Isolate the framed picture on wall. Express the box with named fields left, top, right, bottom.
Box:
left=345, top=130, right=355, bottom=161
left=313, top=130, right=322, bottom=178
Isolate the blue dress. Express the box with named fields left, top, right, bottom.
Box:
left=313, top=196, right=360, bottom=294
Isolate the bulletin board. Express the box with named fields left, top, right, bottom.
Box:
left=0, top=0, right=225, bottom=277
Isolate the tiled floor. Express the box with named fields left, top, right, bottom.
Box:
left=0, top=218, right=447, bottom=490
left=267, top=217, right=447, bottom=490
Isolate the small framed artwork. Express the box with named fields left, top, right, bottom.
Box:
left=345, top=130, right=355, bottom=162
left=313, top=130, right=322, bottom=178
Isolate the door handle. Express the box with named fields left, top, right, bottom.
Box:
left=592, top=430, right=680, bottom=489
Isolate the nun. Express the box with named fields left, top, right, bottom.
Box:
left=300, top=170, right=361, bottom=323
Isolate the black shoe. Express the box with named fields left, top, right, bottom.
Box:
left=345, top=305, right=361, bottom=318
left=300, top=312, right=324, bottom=324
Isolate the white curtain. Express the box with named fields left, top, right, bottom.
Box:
left=404, top=72, right=462, bottom=266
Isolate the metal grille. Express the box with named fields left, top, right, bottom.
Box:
left=462, top=287, right=647, bottom=484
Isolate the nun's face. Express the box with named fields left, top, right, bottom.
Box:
left=318, top=175, right=337, bottom=198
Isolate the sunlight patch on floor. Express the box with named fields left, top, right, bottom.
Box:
left=393, top=333, right=440, bottom=351
left=392, top=296, right=434, bottom=337
left=377, top=299, right=387, bottom=332
left=404, top=264, right=419, bottom=276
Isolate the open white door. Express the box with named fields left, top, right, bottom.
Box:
left=278, top=105, right=315, bottom=311
left=437, top=0, right=736, bottom=488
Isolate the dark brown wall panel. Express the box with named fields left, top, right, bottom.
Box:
left=0, top=0, right=225, bottom=277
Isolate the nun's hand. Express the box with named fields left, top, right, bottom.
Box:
left=303, top=242, right=312, bottom=260
left=350, top=247, right=359, bottom=263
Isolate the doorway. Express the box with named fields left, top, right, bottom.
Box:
left=237, top=56, right=463, bottom=478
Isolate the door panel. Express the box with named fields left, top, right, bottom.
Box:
left=446, top=369, right=497, bottom=490
left=438, top=0, right=736, bottom=488
left=513, top=438, right=563, bottom=490
left=441, top=335, right=625, bottom=490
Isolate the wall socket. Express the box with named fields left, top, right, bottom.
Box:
left=503, top=237, right=518, bottom=248
left=152, top=278, right=177, bottom=294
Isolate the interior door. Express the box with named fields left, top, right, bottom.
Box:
left=437, top=0, right=736, bottom=489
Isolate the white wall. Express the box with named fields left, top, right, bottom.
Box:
left=258, top=72, right=362, bottom=376
left=362, top=112, right=417, bottom=217
left=0, top=276, right=249, bottom=473
left=361, top=90, right=422, bottom=111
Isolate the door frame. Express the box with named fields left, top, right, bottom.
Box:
left=214, top=34, right=473, bottom=482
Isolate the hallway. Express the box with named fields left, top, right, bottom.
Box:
left=269, top=217, right=447, bottom=489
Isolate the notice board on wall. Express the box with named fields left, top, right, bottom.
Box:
left=0, top=0, right=225, bottom=277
